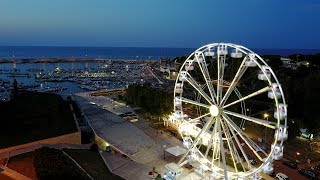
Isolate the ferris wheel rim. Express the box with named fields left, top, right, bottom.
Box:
left=172, top=43, right=288, bottom=179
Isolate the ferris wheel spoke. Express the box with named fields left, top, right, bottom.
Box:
left=223, top=118, right=252, bottom=170
left=179, top=97, right=211, bottom=109
left=226, top=122, right=250, bottom=172
left=223, top=86, right=271, bottom=109
left=216, top=53, right=221, bottom=102
left=205, top=124, right=216, bottom=158
left=195, top=52, right=217, bottom=104
left=211, top=119, right=219, bottom=168
left=184, top=73, right=214, bottom=105
left=222, top=113, right=264, bottom=161
left=224, top=110, right=276, bottom=129
left=220, top=119, right=239, bottom=172
left=218, top=54, right=227, bottom=104
left=178, top=116, right=215, bottom=165
left=217, top=117, right=228, bottom=179
left=188, top=113, right=211, bottom=123
left=220, top=56, right=248, bottom=106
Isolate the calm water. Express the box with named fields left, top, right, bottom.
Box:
left=0, top=62, right=101, bottom=95
left=0, top=46, right=195, bottom=59
left=0, top=46, right=319, bottom=59
left=1, top=46, right=320, bottom=95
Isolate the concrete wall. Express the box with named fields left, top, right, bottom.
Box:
left=0, top=131, right=81, bottom=158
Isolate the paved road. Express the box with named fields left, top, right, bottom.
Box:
left=273, top=159, right=308, bottom=180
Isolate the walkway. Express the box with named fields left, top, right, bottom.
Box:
left=74, top=92, right=205, bottom=179
left=74, top=94, right=155, bottom=158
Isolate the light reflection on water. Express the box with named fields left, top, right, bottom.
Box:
left=0, top=62, right=103, bottom=95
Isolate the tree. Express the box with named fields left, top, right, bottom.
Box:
left=125, top=83, right=173, bottom=116
left=10, top=79, right=18, bottom=100
left=303, top=73, right=320, bottom=131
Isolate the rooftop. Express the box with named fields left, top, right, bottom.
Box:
left=74, top=94, right=155, bottom=157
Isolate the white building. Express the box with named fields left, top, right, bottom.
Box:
left=161, top=66, right=178, bottom=80
left=296, top=61, right=310, bottom=67
left=280, top=57, right=297, bottom=69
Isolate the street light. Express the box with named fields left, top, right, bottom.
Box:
left=264, top=113, right=269, bottom=143
left=296, top=152, right=301, bottom=163
left=163, top=145, right=167, bottom=159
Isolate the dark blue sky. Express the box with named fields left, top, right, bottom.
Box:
left=0, top=0, right=319, bottom=48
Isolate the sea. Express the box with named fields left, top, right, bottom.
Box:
left=0, top=46, right=319, bottom=59
left=0, top=46, right=319, bottom=96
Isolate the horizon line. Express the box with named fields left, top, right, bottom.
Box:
left=0, top=45, right=320, bottom=50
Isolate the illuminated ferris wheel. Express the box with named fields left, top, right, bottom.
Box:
left=172, top=43, right=288, bottom=179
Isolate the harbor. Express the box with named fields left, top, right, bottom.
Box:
left=0, top=59, right=159, bottom=101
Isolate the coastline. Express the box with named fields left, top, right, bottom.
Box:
left=0, top=58, right=159, bottom=64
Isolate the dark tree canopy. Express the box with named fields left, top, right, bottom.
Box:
left=125, top=83, right=173, bottom=116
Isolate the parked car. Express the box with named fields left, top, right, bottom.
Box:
left=298, top=169, right=317, bottom=179
left=276, top=173, right=289, bottom=180
left=282, top=161, right=298, bottom=169
left=247, top=155, right=257, bottom=165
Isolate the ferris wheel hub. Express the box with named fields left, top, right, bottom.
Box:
left=210, top=105, right=220, bottom=117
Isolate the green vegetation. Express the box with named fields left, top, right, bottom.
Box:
left=249, top=54, right=320, bottom=137
left=0, top=91, right=77, bottom=149
left=125, top=83, right=173, bottom=116
left=64, top=149, right=123, bottom=180
left=34, top=147, right=90, bottom=180
left=282, top=66, right=320, bottom=137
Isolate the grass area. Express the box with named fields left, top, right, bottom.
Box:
left=63, top=149, right=123, bottom=180
left=0, top=91, right=78, bottom=149
left=7, top=152, right=37, bottom=179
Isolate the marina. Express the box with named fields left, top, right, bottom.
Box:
left=0, top=59, right=159, bottom=101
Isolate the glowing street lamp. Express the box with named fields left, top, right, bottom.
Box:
left=264, top=113, right=269, bottom=143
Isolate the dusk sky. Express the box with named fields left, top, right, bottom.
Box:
left=0, top=0, right=319, bottom=49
